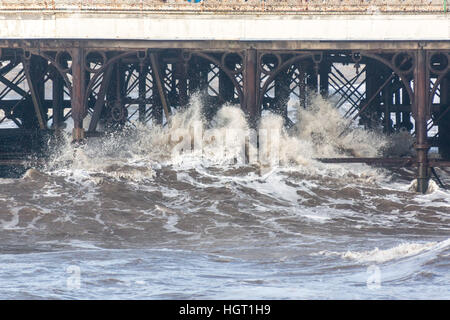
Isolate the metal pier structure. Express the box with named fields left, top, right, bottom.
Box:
left=0, top=1, right=449, bottom=192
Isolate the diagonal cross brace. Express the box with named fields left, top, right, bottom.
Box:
left=22, top=58, right=46, bottom=129
left=88, top=65, right=114, bottom=132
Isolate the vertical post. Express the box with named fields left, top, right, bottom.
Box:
left=371, top=61, right=383, bottom=127
left=138, top=66, right=148, bottom=122
left=383, top=75, right=392, bottom=134
left=394, top=84, right=401, bottom=131
left=319, top=60, right=330, bottom=98
left=175, top=61, right=188, bottom=108
left=106, top=63, right=117, bottom=104
left=88, top=65, right=113, bottom=132
left=401, top=82, right=412, bottom=131
left=219, top=70, right=234, bottom=103
left=188, top=58, right=200, bottom=95
left=306, top=61, right=318, bottom=94
left=299, top=63, right=307, bottom=109
left=23, top=56, right=46, bottom=130
left=439, top=74, right=450, bottom=159
left=52, top=72, right=64, bottom=130
left=36, top=58, right=47, bottom=120
left=71, top=47, right=85, bottom=142
left=414, top=49, right=430, bottom=193
left=274, top=69, right=290, bottom=122
left=150, top=52, right=171, bottom=122
left=244, top=49, right=259, bottom=127
left=365, top=61, right=375, bottom=102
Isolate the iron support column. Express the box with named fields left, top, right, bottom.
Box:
left=414, top=49, right=430, bottom=193
left=274, top=69, right=290, bottom=122
left=383, top=75, right=392, bottom=134
left=52, top=73, right=64, bottom=130
left=244, top=49, right=259, bottom=127
left=175, top=61, right=188, bottom=108
left=23, top=56, right=46, bottom=130
left=401, top=81, right=412, bottom=131
left=306, top=61, right=318, bottom=95
left=439, top=74, right=450, bottom=159
left=138, top=66, right=147, bottom=122
left=71, top=47, right=85, bottom=141
left=219, top=69, right=234, bottom=103
left=319, top=61, right=330, bottom=98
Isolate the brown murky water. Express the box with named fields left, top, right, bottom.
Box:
left=0, top=98, right=449, bottom=299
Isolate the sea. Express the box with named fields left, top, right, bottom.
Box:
left=0, top=94, right=448, bottom=299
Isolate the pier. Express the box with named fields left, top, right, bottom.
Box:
left=0, top=1, right=449, bottom=192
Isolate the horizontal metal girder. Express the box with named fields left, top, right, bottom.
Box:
left=316, top=157, right=450, bottom=168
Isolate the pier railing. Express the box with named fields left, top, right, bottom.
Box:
left=0, top=0, right=447, bottom=14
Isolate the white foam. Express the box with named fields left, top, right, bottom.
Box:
left=318, top=239, right=450, bottom=264
left=41, top=93, right=397, bottom=185
left=155, top=204, right=196, bottom=236
left=0, top=206, right=21, bottom=229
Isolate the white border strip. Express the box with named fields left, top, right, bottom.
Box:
left=0, top=13, right=448, bottom=41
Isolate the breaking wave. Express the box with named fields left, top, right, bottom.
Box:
left=0, top=93, right=449, bottom=299
left=38, top=93, right=413, bottom=184
left=316, top=239, right=450, bottom=264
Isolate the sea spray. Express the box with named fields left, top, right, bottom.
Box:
left=39, top=93, right=414, bottom=183
left=295, top=94, right=389, bottom=158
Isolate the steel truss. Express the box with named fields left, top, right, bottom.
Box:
left=0, top=45, right=448, bottom=193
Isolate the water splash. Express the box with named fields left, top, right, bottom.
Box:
left=317, top=239, right=450, bottom=264
left=38, top=93, right=414, bottom=184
